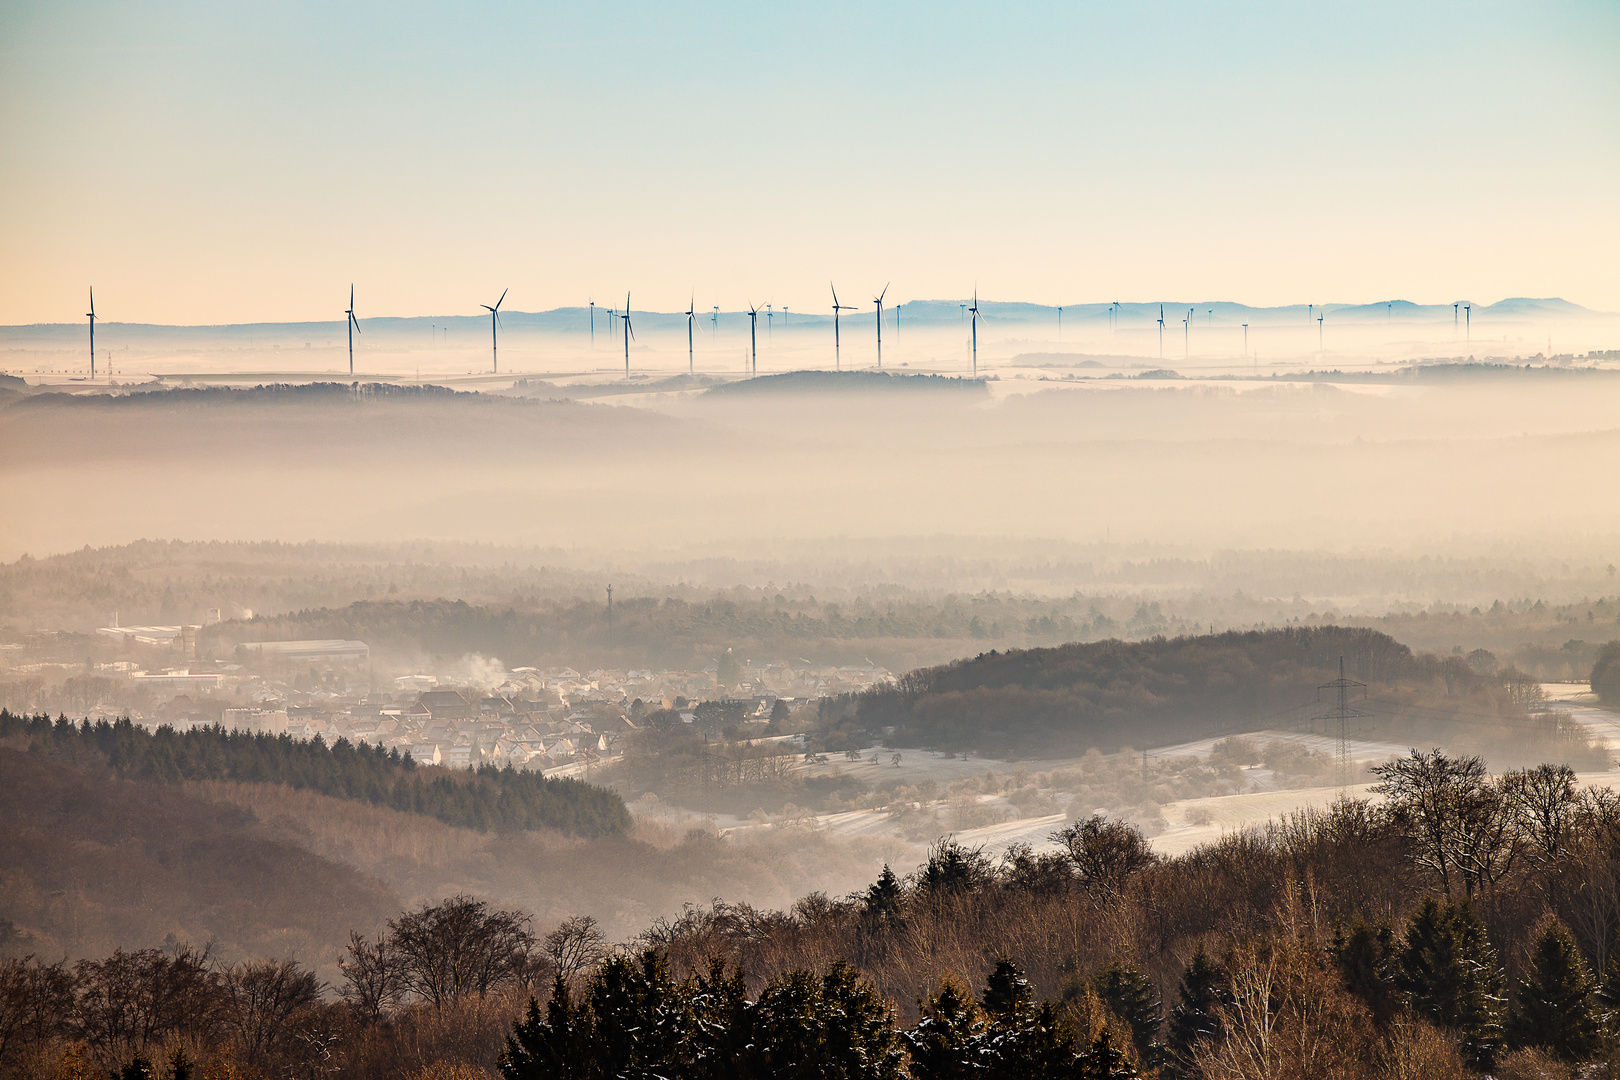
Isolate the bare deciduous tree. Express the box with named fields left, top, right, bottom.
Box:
left=543, top=916, right=608, bottom=985
left=1051, top=814, right=1156, bottom=896
left=1503, top=763, right=1578, bottom=863
left=73, top=945, right=222, bottom=1065
left=223, top=958, right=323, bottom=1066
left=339, top=932, right=398, bottom=1021
left=1373, top=749, right=1523, bottom=896
left=386, top=896, right=535, bottom=1009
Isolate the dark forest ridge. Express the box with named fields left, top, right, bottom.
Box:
left=0, top=712, right=631, bottom=837
left=827, top=626, right=1593, bottom=760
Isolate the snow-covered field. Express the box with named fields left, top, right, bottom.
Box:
left=632, top=684, right=1620, bottom=866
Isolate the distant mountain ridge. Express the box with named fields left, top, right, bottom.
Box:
left=1, top=297, right=1608, bottom=339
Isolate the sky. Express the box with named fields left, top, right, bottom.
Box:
left=2, top=0, right=1617, bottom=325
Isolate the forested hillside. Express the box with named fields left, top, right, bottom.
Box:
left=0, top=713, right=630, bottom=837
left=0, top=745, right=398, bottom=964
left=9, top=753, right=1620, bottom=1080
left=831, top=626, right=1554, bottom=756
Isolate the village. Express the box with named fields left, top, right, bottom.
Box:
left=1, top=622, right=898, bottom=778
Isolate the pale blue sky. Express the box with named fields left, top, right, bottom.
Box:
left=2, top=0, right=1616, bottom=323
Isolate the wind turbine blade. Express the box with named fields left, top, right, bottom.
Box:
left=496, top=288, right=508, bottom=310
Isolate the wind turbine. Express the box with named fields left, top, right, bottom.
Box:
left=621, top=291, right=634, bottom=376
left=1464, top=303, right=1471, bottom=347
left=831, top=282, right=855, bottom=371
left=481, top=288, right=507, bottom=373
left=1157, top=304, right=1165, bottom=358
left=747, top=301, right=759, bottom=375
left=1317, top=312, right=1324, bottom=352
left=1057, top=305, right=1062, bottom=341
left=969, top=290, right=981, bottom=376
left=873, top=282, right=889, bottom=369
left=766, top=302, right=773, bottom=339
left=685, top=294, right=696, bottom=374
left=589, top=298, right=596, bottom=347
left=1242, top=323, right=1250, bottom=369
left=345, top=284, right=360, bottom=375
left=1453, top=302, right=1459, bottom=340
left=86, top=287, right=97, bottom=379
left=1183, top=314, right=1189, bottom=358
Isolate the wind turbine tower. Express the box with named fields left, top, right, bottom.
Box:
left=1057, top=305, right=1062, bottom=340
left=589, top=298, right=596, bottom=347
left=481, top=289, right=507, bottom=373
left=1157, top=304, right=1165, bottom=358
left=685, top=294, right=696, bottom=374
left=766, top=303, right=773, bottom=339
left=1454, top=302, right=1459, bottom=339
left=86, top=287, right=97, bottom=379
left=830, top=283, right=854, bottom=371
left=1317, top=312, right=1324, bottom=352
left=345, top=285, right=361, bottom=375
left=747, top=302, right=759, bottom=375
left=969, top=290, right=981, bottom=376
left=1464, top=303, right=1471, bottom=347
left=621, top=292, right=634, bottom=376
left=873, top=283, right=889, bottom=369
left=1242, top=323, right=1250, bottom=370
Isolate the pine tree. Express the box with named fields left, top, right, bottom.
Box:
left=1091, top=962, right=1161, bottom=1067
left=1505, top=917, right=1600, bottom=1063
left=1330, top=920, right=1400, bottom=1024
left=501, top=975, right=594, bottom=1080
left=864, top=865, right=904, bottom=923
left=982, top=959, right=1037, bottom=1025
left=1163, top=947, right=1229, bottom=1080
left=1394, top=897, right=1504, bottom=1068
left=1076, top=1027, right=1142, bottom=1080
left=905, top=977, right=987, bottom=1080
left=1597, top=947, right=1620, bottom=1027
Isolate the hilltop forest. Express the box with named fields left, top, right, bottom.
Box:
left=821, top=626, right=1593, bottom=762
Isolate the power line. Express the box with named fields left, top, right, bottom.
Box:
left=1313, top=656, right=1370, bottom=791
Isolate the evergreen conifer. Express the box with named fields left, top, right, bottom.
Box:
left=1163, top=947, right=1229, bottom=1079
left=1394, top=897, right=1504, bottom=1068
left=1091, top=962, right=1161, bottom=1067
left=1505, top=917, right=1600, bottom=1063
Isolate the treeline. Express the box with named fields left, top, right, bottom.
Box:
left=1595, top=641, right=1620, bottom=706
left=10, top=750, right=1620, bottom=1079
left=0, top=712, right=629, bottom=838
left=826, top=626, right=1548, bottom=755
left=199, top=595, right=1127, bottom=672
